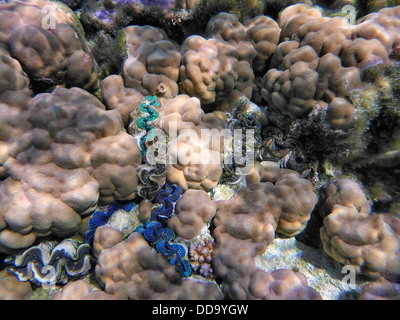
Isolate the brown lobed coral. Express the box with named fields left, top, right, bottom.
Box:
left=52, top=279, right=116, bottom=300
left=211, top=161, right=319, bottom=299
left=156, top=94, right=226, bottom=192
left=179, top=35, right=255, bottom=111
left=359, top=281, right=400, bottom=300
left=260, top=3, right=400, bottom=131
left=0, top=87, right=141, bottom=253
left=318, top=179, right=400, bottom=282
left=122, top=25, right=181, bottom=100
left=95, top=232, right=223, bottom=300
left=320, top=204, right=400, bottom=282
left=0, top=0, right=99, bottom=92
left=168, top=189, right=216, bottom=240
left=0, top=270, right=32, bottom=300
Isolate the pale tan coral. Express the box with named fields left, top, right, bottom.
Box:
left=359, top=282, right=400, bottom=300
left=122, top=25, right=181, bottom=99
left=159, top=95, right=226, bottom=191
left=179, top=35, right=254, bottom=111
left=95, top=232, right=222, bottom=300
left=320, top=205, right=400, bottom=281
left=205, top=12, right=257, bottom=64
left=101, top=75, right=144, bottom=126
left=52, top=280, right=116, bottom=300
left=168, top=189, right=216, bottom=240
left=245, top=15, right=281, bottom=74
left=261, top=46, right=320, bottom=118
left=261, top=3, right=400, bottom=125
left=0, top=0, right=98, bottom=91
left=354, top=6, right=400, bottom=60
left=0, top=87, right=141, bottom=253
left=0, top=270, right=32, bottom=300
left=211, top=161, right=318, bottom=299
left=278, top=4, right=323, bottom=40
left=212, top=230, right=321, bottom=299
left=0, top=47, right=30, bottom=96
left=317, top=179, right=371, bottom=218
left=93, top=225, right=123, bottom=258
left=249, top=269, right=322, bottom=300
left=325, top=97, right=356, bottom=130
left=215, top=161, right=317, bottom=246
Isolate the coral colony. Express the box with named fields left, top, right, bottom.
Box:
left=1, top=0, right=400, bottom=301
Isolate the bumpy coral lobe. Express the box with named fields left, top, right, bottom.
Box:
left=122, top=25, right=181, bottom=99
left=168, top=189, right=216, bottom=240
left=0, top=0, right=99, bottom=92
left=95, top=232, right=222, bottom=300
left=319, top=180, right=400, bottom=282
left=0, top=47, right=31, bottom=179
left=52, top=279, right=116, bottom=300
left=261, top=3, right=400, bottom=131
left=0, top=270, right=32, bottom=300
left=212, top=161, right=319, bottom=299
left=101, top=75, right=144, bottom=126
left=320, top=204, right=400, bottom=281
left=159, top=95, right=226, bottom=192
left=317, top=179, right=371, bottom=218
left=359, top=282, right=400, bottom=300
left=179, top=34, right=254, bottom=111
left=0, top=87, right=141, bottom=253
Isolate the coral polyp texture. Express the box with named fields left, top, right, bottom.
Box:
left=1, top=0, right=400, bottom=301
left=0, top=0, right=99, bottom=92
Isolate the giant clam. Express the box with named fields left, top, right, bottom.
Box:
left=4, top=239, right=92, bottom=287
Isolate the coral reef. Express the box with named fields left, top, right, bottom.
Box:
left=156, top=94, right=226, bottom=191
left=1, top=0, right=400, bottom=301
left=95, top=232, right=222, bottom=299
left=179, top=34, right=255, bottom=111
left=168, top=189, right=216, bottom=239
left=0, top=0, right=99, bottom=93
left=52, top=279, right=116, bottom=300
left=92, top=225, right=124, bottom=258
left=317, top=179, right=400, bottom=282
left=320, top=205, right=400, bottom=282
left=0, top=87, right=141, bottom=253
left=0, top=270, right=32, bottom=300
left=136, top=221, right=192, bottom=277
left=212, top=161, right=318, bottom=299
left=359, top=282, right=400, bottom=300
left=150, top=183, right=182, bottom=226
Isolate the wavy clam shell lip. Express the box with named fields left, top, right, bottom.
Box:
left=5, top=239, right=91, bottom=286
